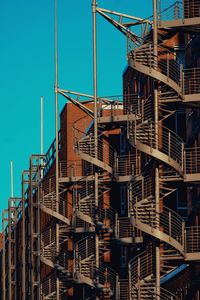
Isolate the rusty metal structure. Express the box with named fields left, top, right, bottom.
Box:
left=1, top=0, right=200, bottom=299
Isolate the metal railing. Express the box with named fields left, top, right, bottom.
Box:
left=128, top=119, right=183, bottom=168
left=135, top=200, right=184, bottom=244
left=184, top=147, right=200, bottom=174
left=98, top=96, right=123, bottom=118
left=119, top=279, right=130, bottom=300
left=41, top=276, right=56, bottom=299
left=130, top=41, right=200, bottom=98
left=116, top=154, right=140, bottom=176
left=185, top=226, right=200, bottom=253
left=159, top=0, right=200, bottom=21
left=129, top=248, right=154, bottom=286
left=129, top=176, right=185, bottom=247
left=74, top=236, right=96, bottom=279
left=158, top=1, right=183, bottom=21
left=97, top=264, right=119, bottom=298
left=73, top=176, right=116, bottom=229
left=59, top=160, right=84, bottom=178
left=117, top=217, right=134, bottom=239
left=152, top=286, right=180, bottom=299
left=129, top=176, right=153, bottom=205
left=97, top=204, right=117, bottom=234
left=39, top=175, right=70, bottom=216
left=44, top=131, right=61, bottom=175
left=73, top=178, right=96, bottom=222
left=73, top=117, right=116, bottom=170
left=184, top=68, right=200, bottom=95
left=123, top=94, right=140, bottom=115
left=127, top=95, right=153, bottom=121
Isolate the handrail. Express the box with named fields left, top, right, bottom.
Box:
left=128, top=119, right=184, bottom=168
left=129, top=248, right=154, bottom=285
left=116, top=154, right=141, bottom=176
left=98, top=96, right=123, bottom=118
left=184, top=147, right=200, bottom=174
left=158, top=1, right=183, bottom=21
left=74, top=235, right=96, bottom=281
left=73, top=116, right=116, bottom=169
left=131, top=198, right=184, bottom=246
left=129, top=41, right=200, bottom=97
left=185, top=226, right=200, bottom=253
left=159, top=0, right=200, bottom=21
left=117, top=217, right=134, bottom=239
left=97, top=263, right=119, bottom=297
left=151, top=286, right=180, bottom=299
left=44, top=130, right=61, bottom=175
left=59, top=160, right=84, bottom=178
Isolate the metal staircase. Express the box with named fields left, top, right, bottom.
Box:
left=128, top=40, right=200, bottom=103
left=128, top=119, right=183, bottom=173
left=127, top=171, right=200, bottom=258
left=122, top=2, right=200, bottom=296
left=71, top=110, right=120, bottom=298
left=74, top=235, right=119, bottom=299
left=129, top=248, right=180, bottom=299
left=158, top=0, right=200, bottom=28
left=73, top=116, right=116, bottom=174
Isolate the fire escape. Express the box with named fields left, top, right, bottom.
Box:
left=124, top=0, right=200, bottom=298
left=1, top=1, right=200, bottom=300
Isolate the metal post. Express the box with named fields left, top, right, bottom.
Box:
left=54, top=0, right=60, bottom=298
left=8, top=201, right=12, bottom=300
left=14, top=204, right=17, bottom=300
left=40, top=96, right=44, bottom=155
left=153, top=0, right=159, bottom=142
left=92, top=0, right=99, bottom=282
left=137, top=256, right=141, bottom=299
left=22, top=172, right=26, bottom=300
left=36, top=172, right=41, bottom=299
left=92, top=0, right=98, bottom=147
left=153, top=2, right=160, bottom=297
left=29, top=158, right=34, bottom=300
left=2, top=211, right=6, bottom=300
left=155, top=167, right=160, bottom=299
left=10, top=161, right=14, bottom=198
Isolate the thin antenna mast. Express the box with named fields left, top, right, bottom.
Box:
left=92, top=0, right=99, bottom=272
left=54, top=0, right=60, bottom=299
left=10, top=160, right=14, bottom=198
left=40, top=96, right=44, bottom=154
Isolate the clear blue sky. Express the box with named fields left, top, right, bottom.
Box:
left=0, top=0, right=152, bottom=224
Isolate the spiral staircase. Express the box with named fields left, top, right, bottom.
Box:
left=71, top=116, right=120, bottom=299
left=123, top=1, right=200, bottom=298
left=39, top=173, right=72, bottom=299
left=39, top=1, right=200, bottom=298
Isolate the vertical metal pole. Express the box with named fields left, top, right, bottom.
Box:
left=153, top=0, right=158, bottom=129
left=2, top=212, right=6, bottom=300
left=92, top=0, right=98, bottom=145
left=40, top=97, right=44, bottom=179
left=8, top=201, right=12, bottom=300
left=153, top=1, right=160, bottom=298
left=22, top=173, right=26, bottom=300
left=29, top=158, right=34, bottom=300
left=10, top=161, right=14, bottom=198
left=54, top=0, right=60, bottom=298
left=40, top=96, right=44, bottom=155
left=36, top=173, right=41, bottom=299
left=10, top=161, right=14, bottom=220
left=13, top=201, right=17, bottom=300
left=92, top=1, right=99, bottom=287
left=155, top=168, right=160, bottom=298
